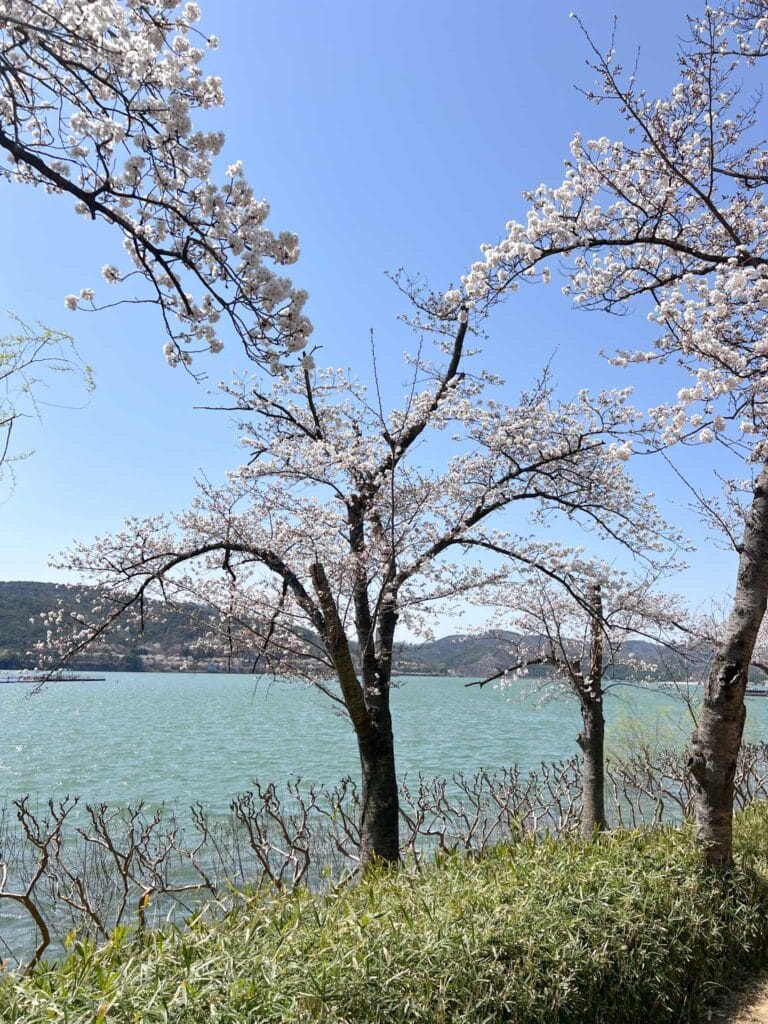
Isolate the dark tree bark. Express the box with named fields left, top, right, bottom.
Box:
left=577, top=583, right=607, bottom=836
left=688, top=463, right=768, bottom=866
left=577, top=694, right=607, bottom=836
left=311, top=559, right=401, bottom=869
left=356, top=585, right=401, bottom=868
left=358, top=700, right=400, bottom=867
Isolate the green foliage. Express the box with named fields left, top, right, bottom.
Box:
left=4, top=808, right=768, bottom=1023
left=0, top=314, right=94, bottom=492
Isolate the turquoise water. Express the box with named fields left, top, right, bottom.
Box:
left=2, top=672, right=768, bottom=965
left=2, top=671, right=767, bottom=809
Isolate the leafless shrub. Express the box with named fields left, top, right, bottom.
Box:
left=3, top=742, right=768, bottom=972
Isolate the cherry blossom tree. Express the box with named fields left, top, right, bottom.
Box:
left=0, top=312, right=93, bottom=494
left=447, top=0, right=768, bottom=866
left=467, top=569, right=690, bottom=836
left=42, top=316, right=672, bottom=867
left=0, top=1, right=310, bottom=368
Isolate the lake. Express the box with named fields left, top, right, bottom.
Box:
left=2, top=671, right=768, bottom=809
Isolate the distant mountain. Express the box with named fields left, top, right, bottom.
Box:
left=0, top=580, right=708, bottom=680
left=393, top=632, right=523, bottom=678
left=392, top=632, right=703, bottom=682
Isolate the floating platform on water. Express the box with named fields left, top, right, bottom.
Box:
left=0, top=674, right=106, bottom=685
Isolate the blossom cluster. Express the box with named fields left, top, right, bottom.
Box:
left=45, top=324, right=675, bottom=695
left=453, top=1, right=768, bottom=452
left=0, top=0, right=311, bottom=364
left=475, top=565, right=689, bottom=700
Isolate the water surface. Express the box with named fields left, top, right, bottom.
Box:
left=3, top=672, right=767, bottom=808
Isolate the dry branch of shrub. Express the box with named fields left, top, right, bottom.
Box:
left=3, top=743, right=768, bottom=972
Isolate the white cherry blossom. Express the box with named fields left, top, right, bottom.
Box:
left=43, top=313, right=675, bottom=865
left=458, top=0, right=768, bottom=867
left=0, top=1, right=311, bottom=366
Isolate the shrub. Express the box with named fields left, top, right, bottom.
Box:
left=3, top=807, right=768, bottom=1023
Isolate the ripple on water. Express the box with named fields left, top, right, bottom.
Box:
left=1, top=672, right=763, bottom=809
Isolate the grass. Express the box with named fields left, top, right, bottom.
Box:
left=3, top=808, right=768, bottom=1023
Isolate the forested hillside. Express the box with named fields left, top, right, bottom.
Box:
left=0, top=581, right=212, bottom=671
left=0, top=581, right=699, bottom=678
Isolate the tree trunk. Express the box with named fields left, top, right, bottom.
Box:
left=577, top=694, right=607, bottom=836
left=577, top=582, right=607, bottom=837
left=358, top=706, right=400, bottom=869
left=688, top=462, right=768, bottom=866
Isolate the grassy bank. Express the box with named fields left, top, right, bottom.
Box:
left=4, top=807, right=768, bottom=1023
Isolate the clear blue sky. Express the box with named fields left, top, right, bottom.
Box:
left=0, top=1, right=736, bottom=621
